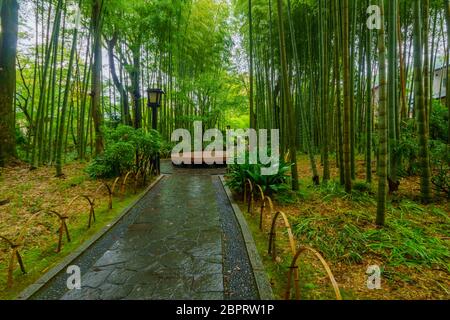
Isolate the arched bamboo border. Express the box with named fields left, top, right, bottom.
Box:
left=268, top=211, right=300, bottom=299
left=1, top=171, right=155, bottom=288
left=0, top=236, right=26, bottom=289
left=111, top=177, right=121, bottom=196
left=95, top=182, right=113, bottom=210
left=251, top=184, right=274, bottom=232
left=244, top=179, right=254, bottom=214
left=47, top=210, right=71, bottom=253
left=67, top=195, right=96, bottom=228
left=285, top=246, right=342, bottom=301
left=260, top=195, right=274, bottom=231
left=121, top=171, right=134, bottom=195
left=255, top=184, right=265, bottom=202
left=268, top=211, right=297, bottom=258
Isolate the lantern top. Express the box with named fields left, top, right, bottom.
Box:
left=147, top=88, right=165, bottom=108
left=147, top=88, right=165, bottom=94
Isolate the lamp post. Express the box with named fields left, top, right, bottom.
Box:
left=147, top=88, right=165, bottom=130
left=147, top=88, right=165, bottom=174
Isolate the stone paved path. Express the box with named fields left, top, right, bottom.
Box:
left=41, top=162, right=259, bottom=300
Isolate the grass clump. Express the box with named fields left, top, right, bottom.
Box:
left=292, top=209, right=449, bottom=271
left=315, top=180, right=375, bottom=207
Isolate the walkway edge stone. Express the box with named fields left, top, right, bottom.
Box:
left=17, top=175, right=165, bottom=300
left=219, top=176, right=274, bottom=300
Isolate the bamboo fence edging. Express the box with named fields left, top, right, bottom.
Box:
left=242, top=180, right=342, bottom=301
left=0, top=235, right=26, bottom=289
left=47, top=210, right=71, bottom=253
left=260, top=196, right=274, bottom=232
left=285, top=246, right=343, bottom=300
left=268, top=210, right=300, bottom=299
left=244, top=179, right=254, bottom=215
left=16, top=174, right=164, bottom=300
left=1, top=168, right=156, bottom=289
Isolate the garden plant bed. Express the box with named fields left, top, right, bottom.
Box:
left=0, top=162, right=152, bottom=299
left=232, top=156, right=449, bottom=300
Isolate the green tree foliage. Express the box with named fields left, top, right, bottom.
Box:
left=232, top=0, right=448, bottom=225
left=10, top=0, right=243, bottom=173
left=3, top=0, right=449, bottom=225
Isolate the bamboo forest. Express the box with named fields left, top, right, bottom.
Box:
left=0, top=0, right=448, bottom=302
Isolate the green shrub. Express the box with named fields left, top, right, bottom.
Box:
left=225, top=162, right=253, bottom=193
left=353, top=181, right=372, bottom=193
left=398, top=107, right=449, bottom=182
left=429, top=102, right=448, bottom=143
left=226, top=158, right=291, bottom=195
left=86, top=125, right=161, bottom=178
left=429, top=139, right=449, bottom=197
left=160, top=141, right=176, bottom=159
left=15, top=127, right=30, bottom=161
left=15, top=127, right=27, bottom=146
left=397, top=120, right=420, bottom=176
left=246, top=161, right=291, bottom=194
left=319, top=180, right=347, bottom=201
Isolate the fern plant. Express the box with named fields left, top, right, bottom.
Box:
left=226, top=159, right=291, bottom=195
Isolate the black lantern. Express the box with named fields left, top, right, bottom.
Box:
left=147, top=88, right=165, bottom=108
left=147, top=88, right=165, bottom=130
left=147, top=88, right=164, bottom=175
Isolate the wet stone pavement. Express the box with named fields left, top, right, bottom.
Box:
left=53, top=162, right=258, bottom=300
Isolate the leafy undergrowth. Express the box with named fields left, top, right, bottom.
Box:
left=236, top=155, right=449, bottom=300
left=0, top=162, right=150, bottom=300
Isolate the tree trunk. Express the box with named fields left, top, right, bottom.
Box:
left=55, top=3, right=79, bottom=177
left=413, top=0, right=432, bottom=203
left=366, top=0, right=373, bottom=184
left=107, top=33, right=132, bottom=126
left=320, top=0, right=330, bottom=183
left=249, top=0, right=255, bottom=129
left=445, top=1, right=450, bottom=148
left=376, top=0, right=388, bottom=226
left=342, top=0, right=352, bottom=193
left=276, top=0, right=299, bottom=191
left=0, top=0, right=19, bottom=166
left=423, top=0, right=430, bottom=128
left=132, top=45, right=141, bottom=129
left=91, top=0, right=104, bottom=156
left=388, top=0, right=399, bottom=192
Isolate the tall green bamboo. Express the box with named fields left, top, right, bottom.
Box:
left=366, top=0, right=373, bottom=184
left=55, top=3, right=80, bottom=176
left=413, top=0, right=432, bottom=203
left=423, top=0, right=430, bottom=125
left=32, top=0, right=62, bottom=168
left=388, top=0, right=399, bottom=191
left=320, top=0, right=330, bottom=183
left=276, top=0, right=299, bottom=191
left=376, top=0, right=388, bottom=226
left=333, top=0, right=345, bottom=186
left=445, top=1, right=450, bottom=148
left=91, top=0, right=104, bottom=156
left=342, top=0, right=352, bottom=193
left=249, top=0, right=255, bottom=129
